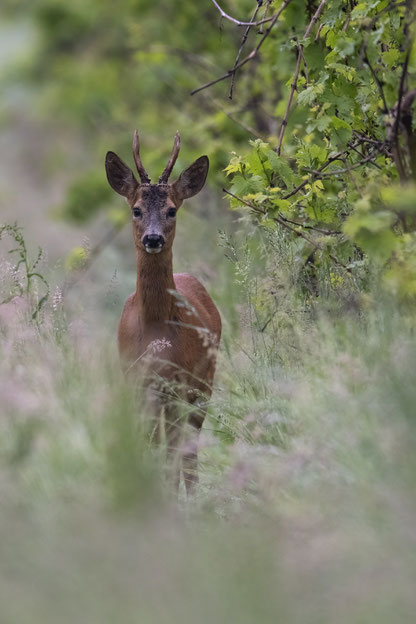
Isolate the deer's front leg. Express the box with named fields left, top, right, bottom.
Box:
left=164, top=403, right=183, bottom=492
left=182, top=405, right=207, bottom=495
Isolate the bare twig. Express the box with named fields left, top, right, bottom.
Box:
left=210, top=0, right=279, bottom=27
left=315, top=23, right=324, bottom=41
left=276, top=0, right=327, bottom=155
left=348, top=141, right=382, bottom=169
left=223, top=188, right=265, bottom=214
left=342, top=14, right=351, bottom=32
left=191, top=72, right=234, bottom=95
left=341, top=154, right=360, bottom=192
left=298, top=42, right=309, bottom=83
left=229, top=3, right=262, bottom=100
left=364, top=53, right=388, bottom=114
left=214, top=101, right=267, bottom=139
left=259, top=313, right=276, bottom=333
left=401, top=87, right=416, bottom=112
left=279, top=214, right=342, bottom=235
left=301, top=148, right=382, bottom=177
left=191, top=0, right=293, bottom=96
left=276, top=53, right=302, bottom=155
left=392, top=49, right=410, bottom=180
left=353, top=132, right=387, bottom=146
left=400, top=88, right=416, bottom=178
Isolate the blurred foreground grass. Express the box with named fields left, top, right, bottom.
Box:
left=0, top=224, right=415, bottom=623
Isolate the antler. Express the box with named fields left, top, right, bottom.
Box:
left=132, top=129, right=151, bottom=184
left=158, top=132, right=181, bottom=184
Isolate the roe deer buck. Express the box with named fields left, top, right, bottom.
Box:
left=105, top=130, right=221, bottom=493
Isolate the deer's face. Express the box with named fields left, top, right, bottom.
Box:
left=105, top=132, right=208, bottom=255
left=130, top=185, right=178, bottom=254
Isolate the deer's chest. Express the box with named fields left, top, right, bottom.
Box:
left=118, top=299, right=207, bottom=377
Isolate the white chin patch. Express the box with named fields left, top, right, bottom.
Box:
left=145, top=246, right=162, bottom=254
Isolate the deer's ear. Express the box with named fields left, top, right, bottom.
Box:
left=105, top=151, right=139, bottom=199
left=172, top=156, right=209, bottom=202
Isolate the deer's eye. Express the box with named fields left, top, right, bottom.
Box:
left=167, top=208, right=177, bottom=218
left=133, top=208, right=142, bottom=218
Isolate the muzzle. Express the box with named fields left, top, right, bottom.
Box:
left=142, top=234, right=165, bottom=254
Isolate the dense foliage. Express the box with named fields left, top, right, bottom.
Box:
left=2, top=0, right=415, bottom=304
left=213, top=0, right=416, bottom=301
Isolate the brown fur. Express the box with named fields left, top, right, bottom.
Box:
left=105, top=135, right=221, bottom=492
left=118, top=249, right=221, bottom=400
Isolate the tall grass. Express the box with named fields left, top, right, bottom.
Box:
left=0, top=224, right=415, bottom=623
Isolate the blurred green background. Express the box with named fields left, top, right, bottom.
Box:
left=0, top=0, right=252, bottom=322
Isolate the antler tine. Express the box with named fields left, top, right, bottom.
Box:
left=158, top=132, right=181, bottom=184
left=132, top=129, right=151, bottom=185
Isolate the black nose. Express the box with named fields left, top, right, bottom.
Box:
left=142, top=234, right=165, bottom=249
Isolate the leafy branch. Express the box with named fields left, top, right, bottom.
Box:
left=276, top=0, right=327, bottom=155
left=223, top=188, right=350, bottom=271
left=301, top=146, right=384, bottom=177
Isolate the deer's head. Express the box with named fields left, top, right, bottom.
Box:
left=105, top=131, right=209, bottom=254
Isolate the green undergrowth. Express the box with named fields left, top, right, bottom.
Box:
left=1, top=227, right=415, bottom=622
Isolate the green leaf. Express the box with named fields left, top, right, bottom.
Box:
left=315, top=116, right=332, bottom=132
left=309, top=144, right=328, bottom=164
left=326, top=30, right=337, bottom=49
left=267, top=151, right=295, bottom=189
left=224, top=156, right=244, bottom=176
left=270, top=198, right=291, bottom=214
left=330, top=116, right=353, bottom=144
left=230, top=175, right=264, bottom=199
left=65, top=247, right=88, bottom=271
left=297, top=86, right=318, bottom=106
left=335, top=36, right=356, bottom=59
left=382, top=48, right=400, bottom=68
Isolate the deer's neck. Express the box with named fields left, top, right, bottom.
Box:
left=135, top=248, right=175, bottom=325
